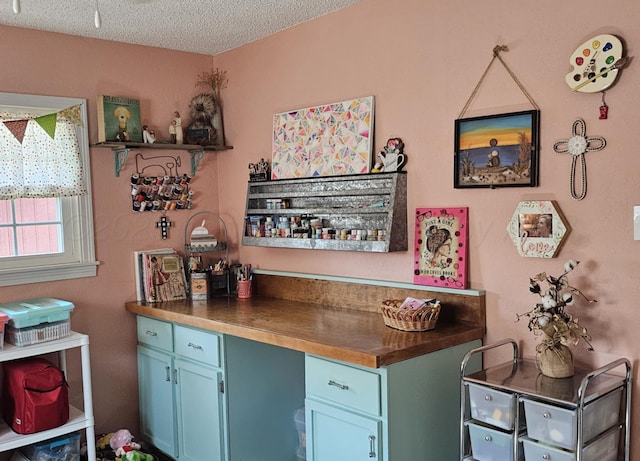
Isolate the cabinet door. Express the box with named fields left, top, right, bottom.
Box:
left=137, top=345, right=178, bottom=458
left=175, top=358, right=225, bottom=461
left=306, top=400, right=382, bottom=461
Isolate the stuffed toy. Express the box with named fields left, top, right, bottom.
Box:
left=109, top=428, right=156, bottom=461
left=109, top=429, right=140, bottom=452
left=115, top=445, right=155, bottom=461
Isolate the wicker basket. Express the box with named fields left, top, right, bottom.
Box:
left=380, top=299, right=441, bottom=332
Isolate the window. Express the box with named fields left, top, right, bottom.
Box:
left=0, top=93, right=97, bottom=286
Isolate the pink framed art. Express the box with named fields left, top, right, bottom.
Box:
left=414, top=207, right=469, bottom=289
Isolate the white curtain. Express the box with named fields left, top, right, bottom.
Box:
left=0, top=111, right=87, bottom=200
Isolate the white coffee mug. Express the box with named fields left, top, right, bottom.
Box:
left=383, top=153, right=406, bottom=172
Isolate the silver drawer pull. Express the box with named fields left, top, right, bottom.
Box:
left=368, top=435, right=376, bottom=458
left=484, top=394, right=492, bottom=401
left=145, top=330, right=158, bottom=337
left=328, top=379, right=349, bottom=390
left=484, top=435, right=492, bottom=442
left=542, top=454, right=550, bottom=460
left=188, top=342, right=204, bottom=351
left=165, top=366, right=171, bottom=382
left=543, top=411, right=552, bottom=419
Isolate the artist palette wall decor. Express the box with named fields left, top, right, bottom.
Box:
left=506, top=200, right=570, bottom=258
left=454, top=110, right=540, bottom=188
left=272, top=96, right=374, bottom=179
left=414, top=207, right=468, bottom=289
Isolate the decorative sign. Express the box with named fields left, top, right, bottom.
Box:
left=506, top=201, right=570, bottom=258
left=414, top=207, right=468, bottom=289
left=271, top=96, right=374, bottom=179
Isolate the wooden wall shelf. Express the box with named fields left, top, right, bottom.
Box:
left=92, top=142, right=233, bottom=177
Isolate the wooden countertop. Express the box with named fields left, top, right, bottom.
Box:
left=125, top=295, right=484, bottom=368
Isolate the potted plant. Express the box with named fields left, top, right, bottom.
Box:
left=516, top=259, right=597, bottom=378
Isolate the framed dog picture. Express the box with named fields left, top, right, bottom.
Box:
left=97, top=95, right=143, bottom=143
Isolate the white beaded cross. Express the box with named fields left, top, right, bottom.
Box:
left=553, top=119, right=606, bottom=200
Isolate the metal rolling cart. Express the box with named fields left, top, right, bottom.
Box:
left=460, top=339, right=631, bottom=461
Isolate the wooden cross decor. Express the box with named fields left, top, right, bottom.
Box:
left=156, top=215, right=173, bottom=239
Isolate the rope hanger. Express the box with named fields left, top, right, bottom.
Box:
left=458, top=45, right=540, bottom=119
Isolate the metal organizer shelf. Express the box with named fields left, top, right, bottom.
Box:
left=242, top=172, right=407, bottom=252
left=460, top=339, right=631, bottom=461
left=184, top=211, right=230, bottom=296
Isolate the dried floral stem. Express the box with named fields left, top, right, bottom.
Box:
left=516, top=259, right=596, bottom=352
left=196, top=68, right=228, bottom=103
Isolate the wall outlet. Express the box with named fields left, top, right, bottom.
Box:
left=635, top=206, right=640, bottom=240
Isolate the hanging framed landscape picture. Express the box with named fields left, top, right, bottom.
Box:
left=454, top=109, right=540, bottom=188
left=271, top=96, right=374, bottom=179
left=414, top=207, right=468, bottom=289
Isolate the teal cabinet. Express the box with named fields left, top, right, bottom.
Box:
left=175, top=358, right=224, bottom=461
left=136, top=316, right=226, bottom=461
left=137, top=345, right=177, bottom=457
left=305, top=340, right=482, bottom=461
left=307, top=400, right=381, bottom=460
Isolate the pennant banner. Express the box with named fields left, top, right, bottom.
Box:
left=1, top=104, right=81, bottom=144
left=59, top=104, right=82, bottom=126
left=35, top=113, right=57, bottom=139
left=4, top=119, right=29, bottom=143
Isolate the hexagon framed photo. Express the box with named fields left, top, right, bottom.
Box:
left=506, top=200, right=570, bottom=258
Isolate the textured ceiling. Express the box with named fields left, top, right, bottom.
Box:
left=1, top=0, right=362, bottom=55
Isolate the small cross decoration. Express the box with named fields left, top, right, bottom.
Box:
left=156, top=215, right=173, bottom=239
left=553, top=119, right=606, bottom=201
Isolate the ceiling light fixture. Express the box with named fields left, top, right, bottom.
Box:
left=12, top=0, right=20, bottom=14
left=94, top=0, right=102, bottom=28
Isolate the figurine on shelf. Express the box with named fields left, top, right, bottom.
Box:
left=142, top=125, right=155, bottom=144
left=372, top=137, right=406, bottom=173
left=173, top=111, right=183, bottom=144
left=248, top=157, right=270, bottom=182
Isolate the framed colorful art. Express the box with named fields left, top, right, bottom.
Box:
left=271, top=96, right=374, bottom=179
left=454, top=109, right=540, bottom=188
left=414, top=207, right=468, bottom=289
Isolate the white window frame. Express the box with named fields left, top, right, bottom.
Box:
left=0, top=93, right=98, bottom=286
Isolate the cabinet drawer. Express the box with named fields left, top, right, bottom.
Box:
left=137, top=316, right=173, bottom=352
left=174, top=325, right=220, bottom=368
left=305, top=355, right=380, bottom=416
left=468, top=382, right=517, bottom=431
left=522, top=388, right=622, bottom=449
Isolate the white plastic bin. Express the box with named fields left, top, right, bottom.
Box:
left=468, top=382, right=517, bottom=430
left=522, top=388, right=622, bottom=449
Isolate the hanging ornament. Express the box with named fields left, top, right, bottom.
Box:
left=599, top=92, right=609, bottom=120
left=553, top=119, right=606, bottom=201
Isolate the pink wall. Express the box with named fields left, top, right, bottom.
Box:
left=0, top=26, right=220, bottom=433
left=2, top=0, right=640, bottom=454
left=215, top=0, right=640, bottom=452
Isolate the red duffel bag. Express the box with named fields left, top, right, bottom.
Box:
left=2, top=357, right=69, bottom=434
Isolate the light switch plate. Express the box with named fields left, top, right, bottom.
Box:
left=635, top=206, right=640, bottom=240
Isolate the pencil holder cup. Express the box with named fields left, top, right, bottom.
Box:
left=237, top=280, right=252, bottom=299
